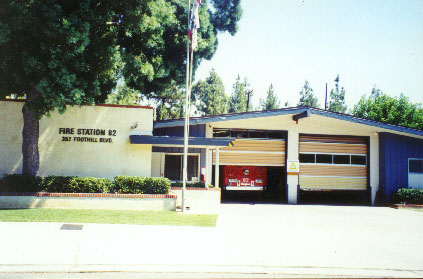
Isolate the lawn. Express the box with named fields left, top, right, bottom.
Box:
left=0, top=208, right=218, bottom=227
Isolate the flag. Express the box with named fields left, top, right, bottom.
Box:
left=188, top=0, right=201, bottom=52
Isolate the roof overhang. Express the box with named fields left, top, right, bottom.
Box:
left=154, top=107, right=307, bottom=128
left=153, top=106, right=423, bottom=137
left=129, top=135, right=235, bottom=148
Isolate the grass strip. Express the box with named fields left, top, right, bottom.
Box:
left=0, top=208, right=218, bottom=227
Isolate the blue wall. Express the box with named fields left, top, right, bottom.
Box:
left=379, top=132, right=423, bottom=202
left=153, top=124, right=206, bottom=138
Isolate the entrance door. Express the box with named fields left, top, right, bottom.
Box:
left=164, top=154, right=199, bottom=181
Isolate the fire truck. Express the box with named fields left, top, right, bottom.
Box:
left=223, top=165, right=267, bottom=191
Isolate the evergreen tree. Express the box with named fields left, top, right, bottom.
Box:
left=328, top=74, right=347, bottom=113
left=259, top=84, right=280, bottom=110
left=228, top=75, right=252, bottom=113
left=155, top=81, right=185, bottom=120
left=298, top=80, right=319, bottom=108
left=106, top=81, right=142, bottom=105
left=352, top=87, right=423, bottom=129
left=0, top=0, right=242, bottom=175
left=192, top=69, right=228, bottom=116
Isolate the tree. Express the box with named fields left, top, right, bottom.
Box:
left=328, top=74, right=347, bottom=113
left=259, top=83, right=280, bottom=110
left=106, top=81, right=142, bottom=105
left=298, top=80, right=319, bottom=108
left=105, top=80, right=185, bottom=120
left=352, top=87, right=423, bottom=129
left=0, top=0, right=242, bottom=175
left=229, top=75, right=253, bottom=113
left=192, top=69, right=227, bottom=116
left=155, top=80, right=185, bottom=121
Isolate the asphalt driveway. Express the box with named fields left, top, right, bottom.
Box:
left=0, top=204, right=422, bottom=278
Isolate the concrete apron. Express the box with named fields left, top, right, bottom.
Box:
left=0, top=204, right=422, bottom=277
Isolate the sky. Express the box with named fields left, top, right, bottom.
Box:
left=194, top=0, right=423, bottom=110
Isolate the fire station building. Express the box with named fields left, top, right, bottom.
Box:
left=140, top=107, right=423, bottom=205
left=1, top=101, right=423, bottom=205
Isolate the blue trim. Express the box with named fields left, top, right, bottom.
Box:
left=154, top=106, right=423, bottom=137
left=129, top=135, right=235, bottom=147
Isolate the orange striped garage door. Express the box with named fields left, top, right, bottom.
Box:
left=299, top=134, right=368, bottom=190
left=213, top=139, right=286, bottom=166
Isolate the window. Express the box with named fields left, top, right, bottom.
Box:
left=213, top=130, right=230, bottom=138
left=164, top=155, right=182, bottom=180
left=351, top=155, right=366, bottom=165
left=333, top=155, right=350, bottom=164
left=299, top=153, right=315, bottom=163
left=164, top=155, right=199, bottom=181
left=316, top=154, right=332, bottom=164
left=409, top=159, right=423, bottom=189
left=187, top=156, right=199, bottom=180
left=213, top=128, right=285, bottom=139
left=232, top=130, right=248, bottom=138
left=266, top=131, right=286, bottom=139
left=409, top=159, right=423, bottom=173
left=248, top=131, right=267, bottom=138
left=299, top=153, right=367, bottom=166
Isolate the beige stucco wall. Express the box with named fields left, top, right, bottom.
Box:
left=0, top=101, right=153, bottom=179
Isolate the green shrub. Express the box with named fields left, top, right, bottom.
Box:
left=71, top=177, right=111, bottom=193
left=42, top=176, right=111, bottom=193
left=0, top=174, right=169, bottom=194
left=144, top=177, right=171, bottom=194
left=42, top=176, right=74, bottom=192
left=393, top=188, right=423, bottom=205
left=0, top=174, right=43, bottom=192
left=112, top=176, right=170, bottom=194
left=111, top=176, right=143, bottom=194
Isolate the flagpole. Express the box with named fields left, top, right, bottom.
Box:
left=182, top=0, right=191, bottom=212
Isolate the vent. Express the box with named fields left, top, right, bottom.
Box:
left=60, top=224, right=83, bottom=230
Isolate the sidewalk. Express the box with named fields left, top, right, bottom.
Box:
left=0, top=204, right=423, bottom=278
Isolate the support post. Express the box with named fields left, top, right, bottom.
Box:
left=205, top=146, right=210, bottom=187
left=182, top=0, right=191, bottom=212
left=215, top=147, right=220, bottom=188
left=287, top=130, right=299, bottom=204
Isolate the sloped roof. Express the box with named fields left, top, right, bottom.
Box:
left=154, top=106, right=423, bottom=137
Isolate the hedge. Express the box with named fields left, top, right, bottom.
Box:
left=393, top=188, right=423, bottom=205
left=0, top=174, right=43, bottom=192
left=0, top=175, right=171, bottom=195
left=42, top=176, right=112, bottom=193
left=111, top=176, right=170, bottom=194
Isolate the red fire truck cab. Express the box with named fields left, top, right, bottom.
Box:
left=223, top=165, right=267, bottom=191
